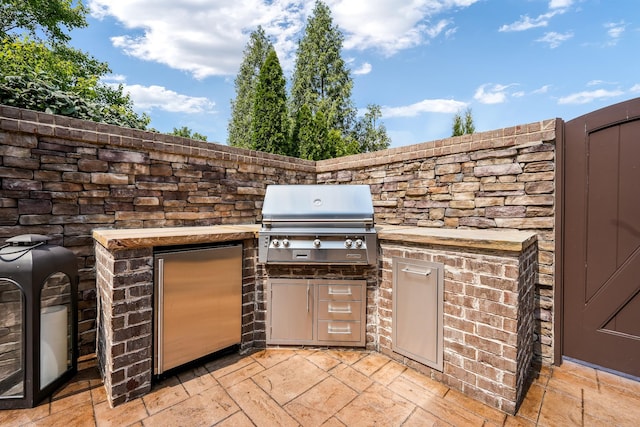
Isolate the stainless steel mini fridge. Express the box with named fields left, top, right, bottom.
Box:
left=153, top=243, right=242, bottom=375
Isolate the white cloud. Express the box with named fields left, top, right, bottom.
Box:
left=90, top=0, right=306, bottom=78
left=115, top=84, right=216, bottom=114
left=549, top=0, right=573, bottom=9
left=558, top=89, right=624, bottom=105
left=105, top=74, right=126, bottom=83
left=587, top=80, right=616, bottom=86
left=329, top=1, right=479, bottom=55
left=535, top=31, right=573, bottom=48
left=629, top=84, right=640, bottom=93
left=473, top=83, right=516, bottom=104
left=532, top=85, right=551, bottom=94
left=353, top=62, right=372, bottom=75
left=604, top=21, right=626, bottom=45
left=89, top=0, right=480, bottom=78
left=499, top=0, right=571, bottom=33
left=381, top=99, right=467, bottom=118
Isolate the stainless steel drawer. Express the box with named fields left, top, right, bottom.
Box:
left=318, top=300, right=362, bottom=321
left=317, top=321, right=362, bottom=342
left=318, top=283, right=363, bottom=301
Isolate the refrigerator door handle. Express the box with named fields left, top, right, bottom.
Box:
left=156, top=258, right=164, bottom=374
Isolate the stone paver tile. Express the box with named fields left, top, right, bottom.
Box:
left=142, top=385, right=239, bottom=427
left=215, top=410, right=255, bottom=427
left=547, top=367, right=598, bottom=399
left=556, top=360, right=597, bottom=382
left=305, top=350, right=342, bottom=371
left=320, top=417, right=346, bottom=427
left=251, top=348, right=296, bottom=369
left=90, top=377, right=108, bottom=404
left=388, top=375, right=485, bottom=426
left=50, top=379, right=93, bottom=415
left=217, top=361, right=266, bottom=389
left=285, top=376, right=358, bottom=427
left=207, top=353, right=254, bottom=378
left=504, top=415, right=536, bottom=426
left=370, top=358, right=406, bottom=386
left=0, top=402, right=50, bottom=426
left=403, top=406, right=453, bottom=426
left=94, top=398, right=148, bottom=427
left=325, top=349, right=366, bottom=365
left=351, top=352, right=392, bottom=377
left=398, top=367, right=449, bottom=397
left=32, top=398, right=95, bottom=427
left=226, top=378, right=298, bottom=427
left=252, top=354, right=328, bottom=405
left=177, top=365, right=219, bottom=396
left=329, top=363, right=373, bottom=393
left=583, top=384, right=640, bottom=426
left=336, top=382, right=415, bottom=426
left=142, top=376, right=189, bottom=415
left=597, top=369, right=640, bottom=396
left=444, top=388, right=507, bottom=425
left=514, top=382, right=545, bottom=422
left=537, top=387, right=582, bottom=426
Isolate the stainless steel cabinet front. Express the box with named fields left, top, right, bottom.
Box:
left=392, top=258, right=444, bottom=371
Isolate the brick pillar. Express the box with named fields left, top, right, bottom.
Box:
left=95, top=243, right=153, bottom=407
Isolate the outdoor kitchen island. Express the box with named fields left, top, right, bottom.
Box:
left=93, top=224, right=537, bottom=414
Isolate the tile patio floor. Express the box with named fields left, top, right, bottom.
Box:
left=1, top=348, right=639, bottom=426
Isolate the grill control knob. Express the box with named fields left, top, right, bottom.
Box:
left=282, top=239, right=290, bottom=247
left=344, top=239, right=353, bottom=248
left=313, top=239, right=321, bottom=248
left=355, top=239, right=363, bottom=248
left=272, top=239, right=280, bottom=247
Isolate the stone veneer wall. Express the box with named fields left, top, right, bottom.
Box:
left=378, top=242, right=537, bottom=414
left=0, top=106, right=315, bottom=356
left=1, top=106, right=559, bottom=363
left=94, top=239, right=257, bottom=406
left=316, top=120, right=557, bottom=363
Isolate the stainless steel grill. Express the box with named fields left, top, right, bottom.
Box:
left=258, top=185, right=377, bottom=265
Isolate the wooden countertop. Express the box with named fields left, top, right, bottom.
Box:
left=93, top=225, right=260, bottom=250
left=376, top=225, right=537, bottom=252
left=93, top=224, right=537, bottom=253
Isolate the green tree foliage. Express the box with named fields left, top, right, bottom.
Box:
left=170, top=126, right=208, bottom=141
left=0, top=5, right=150, bottom=129
left=290, top=0, right=355, bottom=134
left=351, top=104, right=391, bottom=153
left=251, top=48, right=290, bottom=156
left=228, top=26, right=272, bottom=148
left=452, top=107, right=475, bottom=136
left=0, top=0, right=87, bottom=43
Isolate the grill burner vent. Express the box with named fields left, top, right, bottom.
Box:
left=258, top=185, right=377, bottom=265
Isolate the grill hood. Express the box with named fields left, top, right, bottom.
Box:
left=258, top=185, right=377, bottom=265
left=261, top=184, right=374, bottom=227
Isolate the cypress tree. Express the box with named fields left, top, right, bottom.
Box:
left=228, top=27, right=272, bottom=148
left=251, top=48, right=289, bottom=156
left=290, top=1, right=356, bottom=134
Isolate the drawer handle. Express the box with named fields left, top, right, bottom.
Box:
left=402, top=268, right=432, bottom=276
left=328, top=287, right=352, bottom=296
left=328, top=303, right=352, bottom=314
left=328, top=325, right=352, bottom=334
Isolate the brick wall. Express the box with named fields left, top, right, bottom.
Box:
left=317, top=120, right=557, bottom=363
left=378, top=242, right=537, bottom=414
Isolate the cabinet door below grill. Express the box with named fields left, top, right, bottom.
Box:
left=267, top=280, right=314, bottom=345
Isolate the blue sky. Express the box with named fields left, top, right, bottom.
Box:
left=70, top=0, right=639, bottom=148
